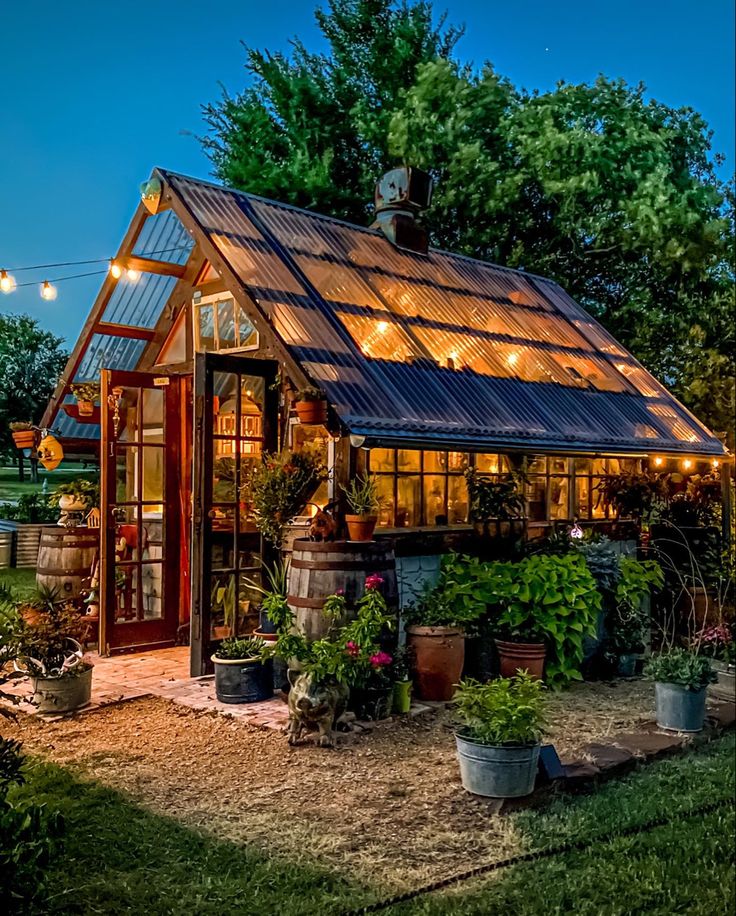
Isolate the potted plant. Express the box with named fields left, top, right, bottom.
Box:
left=70, top=381, right=100, bottom=417
left=698, top=623, right=735, bottom=702
left=15, top=600, right=93, bottom=713
left=608, top=557, right=663, bottom=676
left=343, top=474, right=381, bottom=541
left=51, top=479, right=100, bottom=514
left=454, top=672, right=545, bottom=798
left=403, top=575, right=484, bottom=702
left=9, top=422, right=35, bottom=450
left=212, top=636, right=273, bottom=704
left=644, top=648, right=716, bottom=732
left=464, top=467, right=525, bottom=538
left=391, top=646, right=413, bottom=714
left=293, top=386, right=328, bottom=425
left=211, top=576, right=236, bottom=640
left=246, top=560, right=291, bottom=692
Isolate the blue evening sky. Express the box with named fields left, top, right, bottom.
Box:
left=0, top=0, right=733, bottom=341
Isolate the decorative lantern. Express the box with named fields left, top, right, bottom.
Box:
left=37, top=433, right=64, bottom=471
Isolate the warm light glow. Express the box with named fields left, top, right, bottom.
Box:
left=40, top=280, right=57, bottom=301
left=507, top=351, right=519, bottom=367
left=0, top=270, right=16, bottom=293
left=712, top=459, right=720, bottom=469
left=110, top=260, right=123, bottom=279
left=653, top=456, right=664, bottom=467
left=449, top=351, right=459, bottom=362
left=682, top=458, right=693, bottom=471
left=376, top=320, right=389, bottom=333
left=126, top=268, right=141, bottom=282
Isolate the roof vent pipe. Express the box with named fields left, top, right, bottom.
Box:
left=370, top=166, right=433, bottom=254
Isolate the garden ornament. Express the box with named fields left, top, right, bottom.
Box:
left=287, top=669, right=348, bottom=748
left=308, top=501, right=338, bottom=542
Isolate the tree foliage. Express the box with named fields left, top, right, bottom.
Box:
left=202, top=0, right=735, bottom=444
left=0, top=314, right=68, bottom=453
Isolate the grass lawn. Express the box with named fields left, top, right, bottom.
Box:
left=0, top=566, right=38, bottom=599
left=0, top=464, right=97, bottom=502
left=10, top=733, right=735, bottom=915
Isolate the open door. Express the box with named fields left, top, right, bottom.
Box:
left=100, top=370, right=181, bottom=654
left=190, top=353, right=278, bottom=675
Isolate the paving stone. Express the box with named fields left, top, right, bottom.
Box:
left=706, top=700, right=736, bottom=729
left=612, top=731, right=686, bottom=759
left=581, top=742, right=635, bottom=777
left=562, top=760, right=601, bottom=789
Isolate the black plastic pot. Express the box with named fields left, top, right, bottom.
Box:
left=212, top=656, right=274, bottom=704
left=349, top=685, right=393, bottom=721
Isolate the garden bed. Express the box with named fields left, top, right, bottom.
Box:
left=5, top=678, right=667, bottom=889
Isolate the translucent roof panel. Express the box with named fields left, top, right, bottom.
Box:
left=74, top=334, right=148, bottom=381
left=132, top=208, right=193, bottom=264
left=101, top=272, right=179, bottom=328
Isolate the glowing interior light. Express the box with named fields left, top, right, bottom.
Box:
left=40, top=280, right=57, bottom=301
left=449, top=351, right=459, bottom=362
left=110, top=260, right=123, bottom=279
left=0, top=270, right=16, bottom=293
left=682, top=458, right=693, bottom=471
left=712, top=459, right=720, bottom=469
left=506, top=351, right=519, bottom=367
left=376, top=320, right=389, bottom=333
left=126, top=268, right=141, bottom=282
left=653, top=456, right=664, bottom=467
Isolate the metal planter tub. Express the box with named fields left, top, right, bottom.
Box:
left=212, top=656, right=274, bottom=704
left=654, top=681, right=707, bottom=732
left=709, top=661, right=736, bottom=703
left=32, top=666, right=93, bottom=714
left=455, top=732, right=540, bottom=798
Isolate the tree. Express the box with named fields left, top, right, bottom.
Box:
left=202, top=0, right=735, bottom=445
left=0, top=314, right=68, bottom=457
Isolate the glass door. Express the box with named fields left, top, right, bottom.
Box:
left=191, top=353, right=279, bottom=675
left=100, top=370, right=181, bottom=653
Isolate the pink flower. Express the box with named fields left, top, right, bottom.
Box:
left=346, top=641, right=360, bottom=657
left=335, top=588, right=345, bottom=596
left=365, top=574, right=384, bottom=591
left=370, top=651, right=392, bottom=669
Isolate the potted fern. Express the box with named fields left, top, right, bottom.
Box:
left=454, top=673, right=545, bottom=797
left=293, top=386, right=327, bottom=425
left=343, top=474, right=381, bottom=541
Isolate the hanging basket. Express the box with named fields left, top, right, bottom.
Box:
left=11, top=430, right=35, bottom=450
left=294, top=399, right=328, bottom=425
left=77, top=399, right=95, bottom=417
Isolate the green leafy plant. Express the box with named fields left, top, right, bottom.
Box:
left=464, top=468, right=525, bottom=523
left=0, top=493, right=58, bottom=523
left=605, top=557, right=664, bottom=656
left=576, top=538, right=621, bottom=594
left=644, top=648, right=717, bottom=691
left=70, top=381, right=100, bottom=403
left=243, top=559, right=292, bottom=631
left=295, top=386, right=325, bottom=402
left=213, top=636, right=267, bottom=661
left=343, top=474, right=381, bottom=516
left=50, top=478, right=100, bottom=511
left=15, top=601, right=92, bottom=679
left=454, top=672, right=545, bottom=746
left=9, top=421, right=33, bottom=432
left=402, top=575, right=485, bottom=629
left=596, top=471, right=670, bottom=522
left=241, top=449, right=328, bottom=545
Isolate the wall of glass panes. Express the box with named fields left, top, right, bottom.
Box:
left=367, top=450, right=642, bottom=529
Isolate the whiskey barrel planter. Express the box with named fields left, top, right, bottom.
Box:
left=287, top=539, right=398, bottom=641
left=36, top=527, right=98, bottom=599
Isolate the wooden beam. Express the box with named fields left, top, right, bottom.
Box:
left=125, top=255, right=186, bottom=279
left=95, top=322, right=156, bottom=341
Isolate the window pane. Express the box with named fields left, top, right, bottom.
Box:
left=396, top=476, right=420, bottom=527
left=549, top=477, right=570, bottom=520
left=212, top=452, right=236, bottom=503
left=550, top=456, right=568, bottom=475
left=423, top=451, right=447, bottom=473
left=574, top=457, right=591, bottom=473
left=575, top=477, right=591, bottom=519
left=397, top=450, right=421, bottom=472
left=447, top=452, right=469, bottom=473
left=196, top=302, right=215, bottom=351
left=476, top=454, right=500, bottom=473
left=375, top=476, right=395, bottom=527
left=141, top=388, right=164, bottom=443
left=448, top=475, right=469, bottom=524
left=526, top=477, right=546, bottom=521
left=141, top=447, right=164, bottom=505
left=141, top=563, right=164, bottom=620
left=217, top=298, right=236, bottom=347
left=591, top=478, right=606, bottom=518
left=527, top=455, right=547, bottom=474
left=370, top=448, right=394, bottom=472
left=423, top=475, right=447, bottom=525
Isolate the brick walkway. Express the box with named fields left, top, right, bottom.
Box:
left=4, top=646, right=290, bottom=731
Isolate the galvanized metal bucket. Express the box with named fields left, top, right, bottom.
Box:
left=212, top=656, right=273, bottom=704
left=32, top=666, right=93, bottom=714
left=455, top=733, right=540, bottom=797
left=655, top=682, right=707, bottom=732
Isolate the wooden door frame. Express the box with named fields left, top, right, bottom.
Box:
left=99, top=369, right=181, bottom=654
left=190, top=352, right=279, bottom=676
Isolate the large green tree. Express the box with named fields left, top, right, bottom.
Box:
left=202, top=0, right=735, bottom=444
left=0, top=314, right=68, bottom=454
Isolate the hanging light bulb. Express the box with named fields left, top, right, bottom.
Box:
left=126, top=268, right=140, bottom=282
left=109, top=260, right=123, bottom=279
left=40, top=280, right=57, bottom=301
left=653, top=456, right=664, bottom=467
left=0, top=270, right=16, bottom=293
left=681, top=458, right=693, bottom=472
left=712, top=458, right=720, bottom=469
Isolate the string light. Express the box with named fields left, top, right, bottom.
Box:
left=40, top=280, right=57, bottom=301
left=712, top=459, right=720, bottom=469
left=0, top=270, right=16, bottom=293
left=109, top=260, right=123, bottom=279
left=681, top=458, right=693, bottom=472
left=126, top=268, right=141, bottom=282
left=653, top=456, right=664, bottom=467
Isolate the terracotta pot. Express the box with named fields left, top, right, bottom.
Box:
left=212, top=625, right=232, bottom=640
left=11, top=430, right=35, bottom=449
left=495, top=639, right=546, bottom=680
left=407, top=625, right=465, bottom=701
left=294, top=400, right=327, bottom=425
left=76, top=399, right=94, bottom=417
left=345, top=515, right=377, bottom=542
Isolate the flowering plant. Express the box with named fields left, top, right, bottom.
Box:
left=695, top=624, right=735, bottom=664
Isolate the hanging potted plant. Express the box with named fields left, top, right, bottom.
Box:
left=9, top=422, right=35, bottom=451
left=343, top=474, right=381, bottom=541
left=644, top=648, right=716, bottom=732
left=15, top=601, right=94, bottom=713
left=454, top=672, right=545, bottom=798
left=212, top=636, right=273, bottom=704
left=293, top=386, right=328, bottom=426
left=70, top=381, right=100, bottom=417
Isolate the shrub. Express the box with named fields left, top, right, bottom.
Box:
left=0, top=493, right=57, bottom=523
left=454, top=673, right=545, bottom=745
left=644, top=649, right=717, bottom=691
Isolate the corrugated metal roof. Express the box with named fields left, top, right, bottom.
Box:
left=161, top=170, right=725, bottom=456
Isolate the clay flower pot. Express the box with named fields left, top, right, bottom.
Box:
left=345, top=514, right=377, bottom=541
left=77, top=399, right=95, bottom=417
left=12, top=430, right=35, bottom=450
left=406, top=625, right=465, bottom=701
left=294, top=399, right=327, bottom=425
left=495, top=639, right=546, bottom=680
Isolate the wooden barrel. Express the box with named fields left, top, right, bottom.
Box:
left=36, top=527, right=99, bottom=599
left=287, top=538, right=398, bottom=641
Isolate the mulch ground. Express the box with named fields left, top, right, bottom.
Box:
left=5, top=678, right=653, bottom=889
